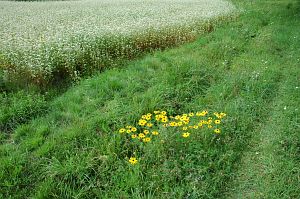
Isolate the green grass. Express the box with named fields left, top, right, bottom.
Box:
left=226, top=65, right=300, bottom=198
left=0, top=0, right=300, bottom=198
left=0, top=91, right=47, bottom=134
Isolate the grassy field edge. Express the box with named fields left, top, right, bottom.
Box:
left=0, top=0, right=299, bottom=198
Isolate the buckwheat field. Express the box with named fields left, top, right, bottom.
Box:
left=0, top=0, right=235, bottom=86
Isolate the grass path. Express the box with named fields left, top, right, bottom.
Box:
left=225, top=1, right=300, bottom=195
left=226, top=81, right=298, bottom=198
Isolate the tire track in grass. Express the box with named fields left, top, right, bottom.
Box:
left=225, top=101, right=282, bottom=198
left=225, top=56, right=300, bottom=199
left=224, top=0, right=300, bottom=197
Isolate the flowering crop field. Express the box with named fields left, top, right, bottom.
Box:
left=0, top=0, right=235, bottom=86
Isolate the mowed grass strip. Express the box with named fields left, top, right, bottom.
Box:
left=0, top=0, right=299, bottom=198
left=0, top=0, right=235, bottom=87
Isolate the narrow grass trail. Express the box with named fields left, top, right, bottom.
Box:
left=225, top=1, right=300, bottom=197
left=226, top=69, right=300, bottom=198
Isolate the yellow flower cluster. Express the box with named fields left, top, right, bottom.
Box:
left=118, top=125, right=137, bottom=134
left=118, top=110, right=227, bottom=165
left=158, top=110, right=226, bottom=137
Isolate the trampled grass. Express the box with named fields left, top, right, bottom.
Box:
left=0, top=0, right=235, bottom=87
left=0, top=0, right=299, bottom=198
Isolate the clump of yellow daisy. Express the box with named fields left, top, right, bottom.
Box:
left=118, top=110, right=227, bottom=166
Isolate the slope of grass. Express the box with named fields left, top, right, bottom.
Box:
left=0, top=91, right=47, bottom=134
left=0, top=0, right=299, bottom=198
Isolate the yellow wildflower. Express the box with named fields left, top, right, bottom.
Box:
left=180, top=116, right=186, bottom=121
left=138, top=119, right=147, bottom=126
left=155, top=115, right=162, bottom=121
left=182, top=132, right=190, bottom=138
left=161, top=111, right=167, bottom=115
left=144, top=130, right=149, bottom=134
left=189, top=112, right=194, bottom=117
left=146, top=123, right=153, bottom=128
left=183, top=120, right=189, bottom=125
left=143, top=137, right=151, bottom=143
left=126, top=129, right=131, bottom=133
left=214, top=120, right=221, bottom=124
left=161, top=117, right=168, bottom=123
left=208, top=125, right=213, bottom=128
left=119, top=128, right=126, bottom=133
left=138, top=133, right=145, bottom=139
left=169, top=122, right=176, bottom=127
left=220, top=112, right=226, bottom=117
left=131, top=127, right=137, bottom=132
left=175, top=115, right=180, bottom=120
left=146, top=115, right=151, bottom=120
left=131, top=134, right=137, bottom=139
left=152, top=131, right=159, bottom=135
left=182, top=127, right=188, bottom=131
left=193, top=125, right=198, bottom=129
left=154, top=110, right=160, bottom=114
left=214, top=129, right=221, bottom=134
left=177, top=122, right=183, bottom=126
left=129, top=157, right=138, bottom=165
